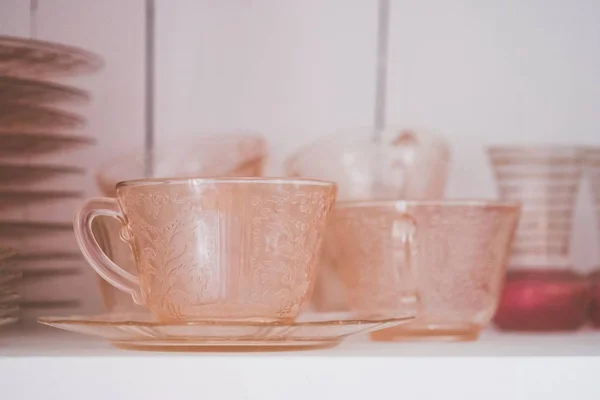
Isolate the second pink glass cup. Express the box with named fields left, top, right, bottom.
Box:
left=75, top=177, right=336, bottom=322
left=326, top=200, right=520, bottom=341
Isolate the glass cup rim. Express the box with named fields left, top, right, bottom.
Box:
left=116, top=176, right=336, bottom=189
left=334, top=199, right=521, bottom=210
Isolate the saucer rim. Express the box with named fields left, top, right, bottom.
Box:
left=38, top=313, right=415, bottom=328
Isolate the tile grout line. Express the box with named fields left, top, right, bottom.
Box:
left=29, top=0, right=38, bottom=38
left=145, top=0, right=155, bottom=177
left=373, top=0, right=390, bottom=141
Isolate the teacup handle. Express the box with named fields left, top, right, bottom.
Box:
left=392, top=213, right=420, bottom=309
left=73, top=197, right=144, bottom=305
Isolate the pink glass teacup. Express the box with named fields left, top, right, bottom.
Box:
left=285, top=127, right=450, bottom=202
left=326, top=200, right=520, bottom=341
left=93, top=134, right=266, bottom=312
left=75, top=177, right=336, bottom=322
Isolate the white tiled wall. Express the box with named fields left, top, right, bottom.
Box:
left=1, top=0, right=599, bottom=311
left=0, top=0, right=30, bottom=36
left=386, top=0, right=600, bottom=269
left=155, top=0, right=378, bottom=171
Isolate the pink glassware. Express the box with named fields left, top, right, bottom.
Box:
left=92, top=134, right=266, bottom=312
left=286, top=127, right=450, bottom=312
left=585, top=147, right=600, bottom=327
left=39, top=312, right=413, bottom=351
left=327, top=200, right=520, bottom=341
left=286, top=128, right=450, bottom=202
left=97, top=134, right=266, bottom=197
left=488, top=146, right=590, bottom=331
left=75, top=177, right=337, bottom=322
left=589, top=271, right=600, bottom=327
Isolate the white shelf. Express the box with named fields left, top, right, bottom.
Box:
left=1, top=327, right=600, bottom=399
left=2, top=326, right=600, bottom=357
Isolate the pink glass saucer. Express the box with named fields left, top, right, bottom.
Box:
left=38, top=312, right=414, bottom=352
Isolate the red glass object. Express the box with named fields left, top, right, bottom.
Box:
left=589, top=271, right=600, bottom=327
left=586, top=149, right=600, bottom=327
left=488, top=146, right=589, bottom=331
left=495, top=269, right=590, bottom=331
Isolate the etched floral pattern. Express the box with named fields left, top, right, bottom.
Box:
left=329, top=211, right=417, bottom=316
left=115, top=181, right=335, bottom=321
left=327, top=202, right=520, bottom=331
left=409, top=206, right=518, bottom=324
left=249, top=191, right=331, bottom=317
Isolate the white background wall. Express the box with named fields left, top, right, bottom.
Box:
left=1, top=0, right=599, bottom=312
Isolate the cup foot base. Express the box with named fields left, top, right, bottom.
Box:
left=112, top=340, right=338, bottom=352
left=370, top=327, right=480, bottom=342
